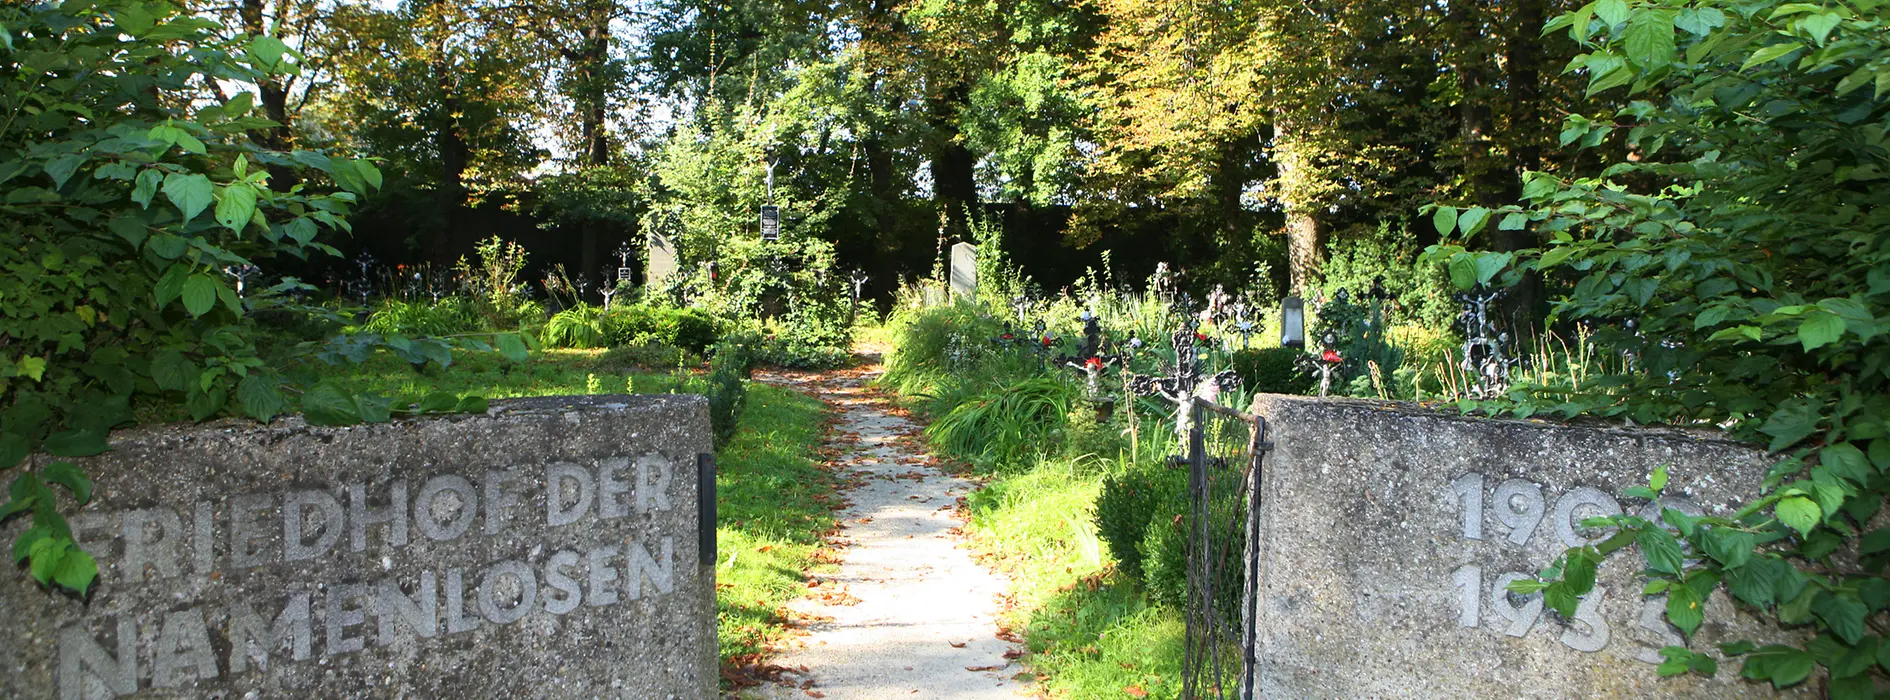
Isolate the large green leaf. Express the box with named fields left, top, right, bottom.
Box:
left=181, top=274, right=217, bottom=317
left=42, top=430, right=107, bottom=457
left=161, top=172, right=214, bottom=220
left=300, top=383, right=360, bottom=426
left=1760, top=399, right=1821, bottom=451
left=40, top=462, right=91, bottom=504
left=236, top=373, right=286, bottom=423
left=1813, top=594, right=1869, bottom=645
left=214, top=183, right=258, bottom=232
left=1432, top=206, right=1458, bottom=236
left=1640, top=527, right=1686, bottom=574
left=149, top=349, right=196, bottom=392
left=1667, top=584, right=1705, bottom=636
left=1776, top=496, right=1822, bottom=536
left=1623, top=11, right=1676, bottom=67
left=1798, top=311, right=1845, bottom=350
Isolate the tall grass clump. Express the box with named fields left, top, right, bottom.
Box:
left=926, top=376, right=1080, bottom=472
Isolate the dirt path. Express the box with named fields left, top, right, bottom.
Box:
left=750, top=365, right=1028, bottom=699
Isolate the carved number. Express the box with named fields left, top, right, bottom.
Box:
left=1452, top=565, right=1482, bottom=628
left=1561, top=587, right=1610, bottom=653
left=1490, top=572, right=1543, bottom=638
left=1493, top=479, right=1546, bottom=546
left=1450, top=473, right=1484, bottom=540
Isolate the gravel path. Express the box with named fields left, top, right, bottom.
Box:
left=750, top=366, right=1028, bottom=699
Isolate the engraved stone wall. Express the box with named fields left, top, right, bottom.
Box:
left=1250, top=394, right=1809, bottom=698
left=2, top=394, right=715, bottom=699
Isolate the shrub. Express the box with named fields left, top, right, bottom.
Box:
left=1139, top=509, right=1189, bottom=608
left=0, top=0, right=385, bottom=595
left=1229, top=347, right=1314, bottom=395
left=704, top=336, right=757, bottom=446
left=1095, top=459, right=1187, bottom=583
left=600, top=305, right=720, bottom=353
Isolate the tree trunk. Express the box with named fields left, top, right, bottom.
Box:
left=926, top=82, right=977, bottom=241
left=1271, top=121, right=1323, bottom=294
left=1449, top=0, right=1502, bottom=209
left=238, top=0, right=298, bottom=186
left=432, top=59, right=472, bottom=265
left=1499, top=0, right=1550, bottom=327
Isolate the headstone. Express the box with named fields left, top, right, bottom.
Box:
left=1247, top=394, right=1806, bottom=698
left=949, top=242, right=977, bottom=298
left=3, top=395, right=716, bottom=699
left=647, top=229, right=678, bottom=284
left=759, top=205, right=780, bottom=242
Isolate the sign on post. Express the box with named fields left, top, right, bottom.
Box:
left=760, top=206, right=780, bottom=242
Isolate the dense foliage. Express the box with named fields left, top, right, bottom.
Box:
left=1425, top=0, right=1890, bottom=692
left=0, top=0, right=396, bottom=594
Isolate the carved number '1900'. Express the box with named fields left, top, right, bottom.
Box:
left=1446, top=472, right=1698, bottom=660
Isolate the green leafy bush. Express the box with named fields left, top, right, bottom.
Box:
left=0, top=0, right=389, bottom=595
left=704, top=335, right=758, bottom=446
left=926, top=375, right=1079, bottom=473
left=1424, top=0, right=1890, bottom=689
left=1229, top=347, right=1315, bottom=395
left=601, top=305, right=719, bottom=353
left=544, top=305, right=608, bottom=349
left=1095, top=460, right=1187, bottom=582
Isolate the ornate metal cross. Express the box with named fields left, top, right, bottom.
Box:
left=1061, top=311, right=1121, bottom=399
left=1456, top=284, right=1516, bottom=399
left=1130, top=315, right=1240, bottom=449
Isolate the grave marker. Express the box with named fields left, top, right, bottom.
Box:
left=647, top=229, right=679, bottom=284
left=3, top=395, right=716, bottom=699
left=949, top=242, right=977, bottom=298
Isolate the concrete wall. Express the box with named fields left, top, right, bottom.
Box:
left=1250, top=394, right=1809, bottom=698
left=3, top=394, right=715, bottom=699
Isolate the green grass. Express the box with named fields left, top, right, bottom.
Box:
left=962, top=454, right=1187, bottom=699
left=325, top=347, right=699, bottom=398
left=712, top=383, right=836, bottom=663
left=326, top=348, right=836, bottom=671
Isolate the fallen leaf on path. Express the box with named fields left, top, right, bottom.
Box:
left=966, top=665, right=1002, bottom=672
left=949, top=641, right=967, bottom=648
left=1003, top=649, right=1023, bottom=659
left=805, top=691, right=825, bottom=698
left=1124, top=686, right=1148, bottom=698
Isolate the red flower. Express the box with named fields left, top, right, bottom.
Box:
left=1001, top=334, right=1014, bottom=340
left=1194, top=332, right=1209, bottom=343
left=1041, top=336, right=1053, bottom=347
left=1321, top=349, right=1342, bottom=364
left=1085, top=357, right=1104, bottom=370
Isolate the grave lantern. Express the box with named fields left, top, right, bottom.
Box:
left=1281, top=296, right=1306, bottom=349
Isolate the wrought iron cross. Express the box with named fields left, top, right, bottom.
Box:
left=1456, top=284, right=1516, bottom=399
left=1130, top=315, right=1240, bottom=448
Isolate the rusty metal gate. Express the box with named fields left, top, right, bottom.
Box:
left=1179, top=397, right=1269, bottom=700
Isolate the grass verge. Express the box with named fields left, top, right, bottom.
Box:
left=713, top=382, right=837, bottom=667
left=962, top=455, right=1187, bottom=699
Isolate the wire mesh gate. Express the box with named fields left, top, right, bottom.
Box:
left=1177, top=397, right=1269, bottom=700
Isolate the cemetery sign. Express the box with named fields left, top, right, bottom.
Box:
left=2, top=394, right=716, bottom=699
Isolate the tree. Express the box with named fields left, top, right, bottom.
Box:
left=315, top=0, right=548, bottom=262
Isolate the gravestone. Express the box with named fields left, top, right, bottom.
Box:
left=3, top=394, right=716, bottom=699
left=949, top=242, right=977, bottom=298
left=1248, top=394, right=1808, bottom=698
left=647, top=229, right=679, bottom=284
